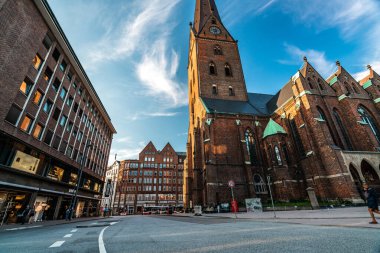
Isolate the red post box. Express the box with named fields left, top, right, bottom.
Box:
left=231, top=200, right=238, bottom=213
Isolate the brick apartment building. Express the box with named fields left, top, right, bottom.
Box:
left=113, top=142, right=185, bottom=214
left=0, top=0, right=116, bottom=223
left=185, top=0, right=380, bottom=209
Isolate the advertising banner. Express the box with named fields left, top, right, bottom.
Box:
left=245, top=198, right=263, bottom=213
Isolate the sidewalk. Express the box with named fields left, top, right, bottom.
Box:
left=0, top=216, right=110, bottom=232
left=175, top=207, right=380, bottom=229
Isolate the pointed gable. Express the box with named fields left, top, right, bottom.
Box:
left=139, top=141, right=157, bottom=157
left=263, top=119, right=287, bottom=139
left=162, top=142, right=175, bottom=155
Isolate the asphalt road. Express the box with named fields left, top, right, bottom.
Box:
left=0, top=215, right=379, bottom=253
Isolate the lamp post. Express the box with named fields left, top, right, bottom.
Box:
left=267, top=175, right=277, bottom=219
left=69, top=140, right=92, bottom=219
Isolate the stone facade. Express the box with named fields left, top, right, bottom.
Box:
left=185, top=0, right=380, bottom=209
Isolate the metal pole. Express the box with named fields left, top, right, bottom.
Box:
left=267, top=176, right=277, bottom=219
left=1, top=201, right=12, bottom=226
left=69, top=140, right=92, bottom=219
left=230, top=187, right=237, bottom=220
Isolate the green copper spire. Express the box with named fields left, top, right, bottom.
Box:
left=263, top=119, right=287, bottom=139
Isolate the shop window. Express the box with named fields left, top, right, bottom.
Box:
left=10, top=150, right=40, bottom=175
left=33, top=54, right=43, bottom=70
left=43, top=99, right=53, bottom=114
left=52, top=78, right=60, bottom=92
left=60, top=87, right=67, bottom=100
left=33, top=123, right=44, bottom=140
left=32, top=90, right=43, bottom=105
left=52, top=136, right=61, bottom=149
left=66, top=96, right=73, bottom=107
left=69, top=173, right=78, bottom=185
left=44, top=129, right=54, bottom=145
left=52, top=107, right=61, bottom=121
left=59, top=59, right=67, bottom=72
left=52, top=48, right=60, bottom=62
left=47, top=166, right=64, bottom=181
left=42, top=33, right=53, bottom=50
left=60, top=115, right=67, bottom=127
left=83, top=179, right=91, bottom=190
left=43, top=67, right=53, bottom=82
left=20, top=115, right=33, bottom=133
left=19, top=78, right=34, bottom=96
left=5, top=104, right=22, bottom=125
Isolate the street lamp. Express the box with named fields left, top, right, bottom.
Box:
left=69, top=140, right=92, bottom=219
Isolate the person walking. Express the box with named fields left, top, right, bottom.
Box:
left=363, top=183, right=380, bottom=224
left=65, top=206, right=71, bottom=221
left=21, top=205, right=31, bottom=225
left=103, top=204, right=108, bottom=218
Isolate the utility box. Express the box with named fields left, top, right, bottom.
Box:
left=194, top=205, right=202, bottom=216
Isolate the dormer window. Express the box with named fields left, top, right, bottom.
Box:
left=214, top=45, right=222, bottom=55
left=209, top=62, right=216, bottom=75
left=212, top=85, right=218, bottom=95
left=225, top=63, right=232, bottom=77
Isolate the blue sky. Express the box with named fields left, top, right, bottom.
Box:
left=48, top=0, right=380, bottom=164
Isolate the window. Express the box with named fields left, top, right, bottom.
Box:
left=52, top=78, right=60, bottom=92
left=72, top=149, right=78, bottom=160
left=33, top=124, right=44, bottom=140
left=59, top=59, right=67, bottom=72
left=66, top=96, right=73, bottom=107
left=77, top=131, right=83, bottom=141
left=73, top=102, right=78, bottom=113
left=225, top=63, right=232, bottom=77
left=78, top=109, right=83, bottom=119
left=253, top=175, right=267, bottom=193
left=214, top=45, right=222, bottom=55
left=289, top=118, right=305, bottom=157
left=333, top=109, right=353, bottom=150
left=212, top=85, right=218, bottom=95
left=318, top=79, right=324, bottom=90
left=317, top=107, right=340, bottom=147
left=307, top=78, right=314, bottom=89
left=245, top=129, right=258, bottom=165
left=69, top=173, right=77, bottom=185
left=59, top=141, right=67, bottom=153
left=211, top=18, right=216, bottom=24
left=209, top=62, right=216, bottom=75
left=274, top=145, right=282, bottom=165
left=52, top=48, right=60, bottom=62
left=59, top=115, right=67, bottom=127
left=282, top=144, right=290, bottom=163
left=358, top=106, right=380, bottom=144
left=42, top=34, right=53, bottom=49
left=47, top=166, right=64, bottom=181
left=67, top=71, right=73, bottom=81
left=52, top=107, right=61, bottom=121
left=32, top=90, right=43, bottom=105
left=59, top=87, right=67, bottom=100
left=19, top=78, right=33, bottom=96
left=43, top=99, right=53, bottom=113
left=229, top=86, right=234, bottom=96
left=20, top=115, right=33, bottom=132
left=344, top=82, right=352, bottom=95
left=66, top=146, right=73, bottom=157
left=72, top=82, right=77, bottom=90
left=52, top=135, right=61, bottom=149
left=66, top=121, right=73, bottom=132
left=352, top=82, right=359, bottom=93
left=5, top=104, right=22, bottom=125
left=72, top=127, right=78, bottom=137
left=43, top=67, right=53, bottom=82
left=33, top=54, right=43, bottom=70
left=44, top=130, right=54, bottom=145
left=78, top=88, right=83, bottom=96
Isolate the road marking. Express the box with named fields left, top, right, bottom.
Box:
left=70, top=229, right=78, bottom=233
left=110, top=222, right=118, bottom=226
left=64, top=234, right=73, bottom=238
left=49, top=241, right=65, bottom=248
left=6, top=225, right=42, bottom=231
left=98, top=226, right=109, bottom=253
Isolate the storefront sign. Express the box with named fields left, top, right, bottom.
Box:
left=245, top=198, right=263, bottom=213
left=11, top=150, right=40, bottom=174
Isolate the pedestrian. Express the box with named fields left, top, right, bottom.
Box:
left=103, top=204, right=108, bottom=218
left=28, top=207, right=35, bottom=224
left=65, top=206, right=71, bottom=221
left=21, top=205, right=31, bottom=225
left=363, top=183, right=380, bottom=224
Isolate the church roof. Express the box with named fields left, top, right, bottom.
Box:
left=193, top=0, right=222, bottom=34
left=263, top=119, right=287, bottom=139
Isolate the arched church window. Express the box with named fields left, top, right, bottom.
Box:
left=225, top=63, right=232, bottom=77
left=352, top=82, right=359, bottom=93
left=274, top=145, right=282, bottom=165
left=209, top=62, right=216, bottom=75
left=214, top=45, right=222, bottom=55
left=245, top=129, right=258, bottom=165
left=289, top=118, right=305, bottom=157
left=212, top=84, right=218, bottom=95
left=333, top=108, right=353, bottom=150
left=228, top=86, right=234, bottom=96
left=307, top=77, right=314, bottom=89
left=317, top=107, right=340, bottom=147
left=344, top=82, right=352, bottom=95
left=253, top=174, right=266, bottom=193
left=358, top=106, right=380, bottom=144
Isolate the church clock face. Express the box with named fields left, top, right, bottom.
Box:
left=209, top=26, right=221, bottom=35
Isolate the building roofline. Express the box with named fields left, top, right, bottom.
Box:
left=35, top=0, right=116, bottom=134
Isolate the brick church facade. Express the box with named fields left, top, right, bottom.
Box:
left=184, top=0, right=380, bottom=209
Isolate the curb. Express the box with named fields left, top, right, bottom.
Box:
left=76, top=223, right=111, bottom=228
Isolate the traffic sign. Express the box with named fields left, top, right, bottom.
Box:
left=228, top=180, right=235, bottom=188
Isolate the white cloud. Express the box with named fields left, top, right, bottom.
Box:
left=136, top=40, right=187, bottom=108
left=129, top=110, right=180, bottom=121
left=352, top=62, right=380, bottom=81
left=88, top=0, right=180, bottom=62
left=279, top=43, right=336, bottom=78
left=109, top=141, right=146, bottom=165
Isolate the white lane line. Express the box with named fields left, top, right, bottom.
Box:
left=64, top=234, right=73, bottom=238
left=98, top=226, right=109, bottom=253
left=71, top=229, right=78, bottom=233
left=6, top=225, right=42, bottom=231
left=110, top=222, right=118, bottom=226
left=49, top=241, right=65, bottom=248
